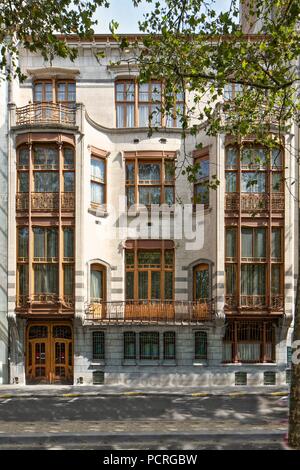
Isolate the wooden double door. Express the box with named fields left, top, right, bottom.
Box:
left=26, top=322, right=73, bottom=384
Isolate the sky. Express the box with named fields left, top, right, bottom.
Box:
left=94, top=0, right=233, bottom=34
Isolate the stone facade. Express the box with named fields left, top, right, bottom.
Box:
left=1, top=36, right=297, bottom=386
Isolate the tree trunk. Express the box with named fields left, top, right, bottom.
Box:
left=288, top=208, right=300, bottom=448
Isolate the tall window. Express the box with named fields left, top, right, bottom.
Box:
left=116, top=81, right=135, bottom=128
left=139, top=332, right=159, bottom=360
left=63, top=228, right=74, bottom=300
left=90, top=264, right=106, bottom=302
left=34, top=81, right=53, bottom=102
left=195, top=331, right=208, bottom=360
left=124, top=332, right=136, bottom=360
left=56, top=81, right=76, bottom=108
left=139, top=82, right=162, bottom=127
left=193, top=264, right=209, bottom=301
left=166, top=90, right=185, bottom=128
left=93, top=331, right=105, bottom=360
left=163, top=332, right=176, bottom=360
left=91, top=156, right=106, bottom=206
left=125, top=158, right=175, bottom=207
left=225, top=146, right=238, bottom=193
left=125, top=243, right=174, bottom=301
left=17, top=227, right=29, bottom=302
left=194, top=155, right=209, bottom=206
left=225, top=228, right=237, bottom=303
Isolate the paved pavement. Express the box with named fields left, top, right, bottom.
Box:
left=0, top=384, right=289, bottom=397
left=0, top=394, right=289, bottom=449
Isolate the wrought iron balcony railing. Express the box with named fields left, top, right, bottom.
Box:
left=16, top=102, right=76, bottom=126
left=225, top=294, right=284, bottom=311
left=225, top=193, right=284, bottom=213
left=16, top=294, right=75, bottom=309
left=85, top=299, right=214, bottom=323
left=16, top=192, right=75, bottom=212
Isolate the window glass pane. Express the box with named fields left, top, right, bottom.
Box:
left=164, top=271, right=173, bottom=300
left=116, top=104, right=125, bottom=127
left=64, top=148, right=74, bottom=167
left=19, top=173, right=29, bottom=192
left=34, top=172, right=59, bottom=192
left=93, top=332, right=105, bottom=360
left=126, top=104, right=135, bottom=127
left=124, top=332, right=136, bottom=360
left=165, top=250, right=174, bottom=266
left=34, top=83, right=43, bottom=101
left=138, top=251, right=161, bottom=266
left=64, top=172, right=74, bottom=192
left=91, top=182, right=104, bottom=205
left=151, top=271, right=161, bottom=299
left=91, top=158, right=105, bottom=181
left=164, top=187, right=174, bottom=205
left=126, top=251, right=134, bottom=266
left=271, top=265, right=281, bottom=295
left=126, top=162, right=135, bottom=182
left=272, top=173, right=282, bottom=192
left=139, top=163, right=160, bottom=182
left=45, top=83, right=53, bottom=102
left=139, top=83, right=149, bottom=102
left=139, top=187, right=161, bottom=205
left=90, top=269, right=103, bottom=300
left=19, top=148, right=29, bottom=166
left=126, top=187, right=135, bottom=207
left=34, top=264, right=58, bottom=293
left=226, top=147, right=237, bottom=168
left=271, top=148, right=282, bottom=168
left=226, top=172, right=237, bottom=192
left=64, top=265, right=74, bottom=295
left=196, top=159, right=209, bottom=180
left=126, top=271, right=134, bottom=300
left=64, top=228, right=74, bottom=258
left=241, top=172, right=266, bottom=192
left=138, top=272, right=148, bottom=299
left=195, top=267, right=209, bottom=300
left=33, top=228, right=45, bottom=258
left=34, top=147, right=58, bottom=166
left=195, top=332, right=207, bottom=360
left=226, top=228, right=236, bottom=258
left=57, top=83, right=66, bottom=101
left=140, top=332, right=159, bottom=360
left=241, top=265, right=266, bottom=295
left=139, top=104, right=150, bottom=126
left=18, top=228, right=29, bottom=258
left=47, top=228, right=58, bottom=258
left=164, top=332, right=175, bottom=360
left=165, top=161, right=175, bottom=181
left=272, top=228, right=281, bottom=259
left=19, top=264, right=28, bottom=295
left=225, top=264, right=236, bottom=295
left=151, top=83, right=161, bottom=101
left=67, top=82, right=76, bottom=102
left=194, top=184, right=209, bottom=205
left=254, top=228, right=266, bottom=258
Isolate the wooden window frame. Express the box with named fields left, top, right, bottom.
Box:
left=193, top=153, right=210, bottom=209
left=90, top=264, right=107, bottom=302
left=90, top=154, right=107, bottom=207
left=125, top=156, right=175, bottom=208
left=125, top=241, right=174, bottom=302
left=115, top=80, right=136, bottom=128
left=33, top=79, right=76, bottom=105
left=193, top=264, right=210, bottom=301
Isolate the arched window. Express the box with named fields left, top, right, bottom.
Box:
left=90, top=264, right=106, bottom=302
left=193, top=264, right=209, bottom=301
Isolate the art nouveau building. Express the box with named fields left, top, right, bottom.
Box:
left=2, top=36, right=297, bottom=386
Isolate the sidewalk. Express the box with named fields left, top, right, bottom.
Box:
left=0, top=384, right=289, bottom=398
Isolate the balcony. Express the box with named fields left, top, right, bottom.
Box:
left=85, top=300, right=214, bottom=323
left=225, top=193, right=284, bottom=213
left=16, top=294, right=74, bottom=310
left=225, top=295, right=284, bottom=312
left=16, top=103, right=76, bottom=127
left=16, top=192, right=75, bottom=212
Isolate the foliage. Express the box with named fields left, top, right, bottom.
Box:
left=0, top=0, right=109, bottom=80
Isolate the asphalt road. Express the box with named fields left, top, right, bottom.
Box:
left=0, top=395, right=289, bottom=450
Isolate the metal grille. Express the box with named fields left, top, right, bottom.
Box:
left=139, top=332, right=159, bottom=360
left=163, top=332, right=176, bottom=360
left=287, top=346, right=292, bottom=367
left=92, top=331, right=105, bottom=360
left=286, top=369, right=291, bottom=385
left=93, top=370, right=105, bottom=385
left=264, top=371, right=276, bottom=385
left=195, top=331, right=207, bottom=360
left=124, top=332, right=136, bottom=360
left=53, top=326, right=72, bottom=339
left=235, top=372, right=247, bottom=386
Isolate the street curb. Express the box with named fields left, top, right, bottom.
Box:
left=0, top=390, right=289, bottom=399
left=0, top=430, right=285, bottom=445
